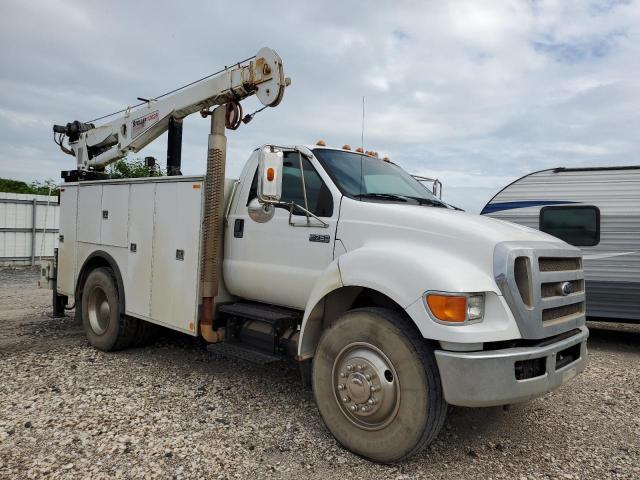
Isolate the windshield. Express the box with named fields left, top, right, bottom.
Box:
left=313, top=149, right=445, bottom=206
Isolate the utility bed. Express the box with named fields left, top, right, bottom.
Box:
left=58, top=175, right=218, bottom=335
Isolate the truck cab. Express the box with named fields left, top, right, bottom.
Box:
left=235, top=143, right=588, bottom=456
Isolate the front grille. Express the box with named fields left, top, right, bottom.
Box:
left=495, top=243, right=586, bottom=339
left=541, top=279, right=584, bottom=298
left=538, top=257, right=582, bottom=272
left=542, top=303, right=584, bottom=323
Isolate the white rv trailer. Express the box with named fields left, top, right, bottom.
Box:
left=482, top=166, right=640, bottom=322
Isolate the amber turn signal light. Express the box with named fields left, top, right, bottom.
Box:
left=426, top=294, right=467, bottom=323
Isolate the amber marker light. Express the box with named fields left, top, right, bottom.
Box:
left=426, top=294, right=467, bottom=323
left=316, top=139, right=326, bottom=146
left=266, top=167, right=275, bottom=181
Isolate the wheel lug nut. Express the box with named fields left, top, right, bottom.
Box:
left=367, top=399, right=374, bottom=405
left=342, top=396, right=349, bottom=403
left=350, top=405, right=357, bottom=412
left=365, top=374, right=372, bottom=381
left=346, top=365, right=353, bottom=372
left=340, top=372, right=346, bottom=378
left=360, top=406, right=367, bottom=412
left=337, top=384, right=345, bottom=390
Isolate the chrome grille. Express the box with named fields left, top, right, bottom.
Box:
left=541, top=279, right=584, bottom=298
left=542, top=303, right=584, bottom=323
left=538, top=257, right=582, bottom=272
left=494, top=242, right=587, bottom=339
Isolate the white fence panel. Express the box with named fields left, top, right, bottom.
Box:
left=0, top=192, right=60, bottom=265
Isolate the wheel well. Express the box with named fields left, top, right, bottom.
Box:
left=76, top=252, right=126, bottom=314
left=299, top=286, right=419, bottom=359
left=351, top=288, right=405, bottom=313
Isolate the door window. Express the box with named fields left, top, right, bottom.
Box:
left=539, top=205, right=600, bottom=246
left=248, top=152, right=333, bottom=217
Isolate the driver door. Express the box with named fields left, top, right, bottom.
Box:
left=224, top=151, right=337, bottom=310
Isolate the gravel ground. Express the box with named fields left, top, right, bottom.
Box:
left=0, top=267, right=639, bottom=479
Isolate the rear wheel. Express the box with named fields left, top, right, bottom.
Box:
left=312, top=307, right=447, bottom=463
left=81, top=267, right=137, bottom=351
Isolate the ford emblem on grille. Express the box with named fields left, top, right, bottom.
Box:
left=561, top=281, right=573, bottom=296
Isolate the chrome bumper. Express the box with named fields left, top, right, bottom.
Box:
left=434, top=326, right=588, bottom=407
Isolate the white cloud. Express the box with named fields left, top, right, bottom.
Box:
left=0, top=0, right=638, bottom=216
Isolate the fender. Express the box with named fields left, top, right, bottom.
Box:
left=76, top=250, right=126, bottom=314
left=339, top=242, right=501, bottom=306
left=298, top=259, right=343, bottom=359
left=298, top=243, right=509, bottom=358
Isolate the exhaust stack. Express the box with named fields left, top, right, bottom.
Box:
left=200, top=106, right=226, bottom=343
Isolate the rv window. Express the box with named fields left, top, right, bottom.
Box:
left=539, top=206, right=600, bottom=247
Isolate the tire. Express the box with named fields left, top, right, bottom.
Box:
left=312, top=307, right=447, bottom=463
left=80, top=267, right=137, bottom=351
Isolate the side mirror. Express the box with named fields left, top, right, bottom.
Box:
left=258, top=148, right=283, bottom=203
left=248, top=198, right=275, bottom=223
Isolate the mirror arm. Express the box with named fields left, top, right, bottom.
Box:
left=298, top=151, right=311, bottom=225
left=287, top=202, right=329, bottom=228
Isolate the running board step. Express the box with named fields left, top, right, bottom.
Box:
left=206, top=342, right=283, bottom=365
left=217, top=302, right=301, bottom=328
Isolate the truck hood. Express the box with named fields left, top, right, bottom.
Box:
left=336, top=198, right=567, bottom=295
left=339, top=198, right=561, bottom=245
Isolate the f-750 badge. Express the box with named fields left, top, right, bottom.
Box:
left=309, top=234, right=330, bottom=243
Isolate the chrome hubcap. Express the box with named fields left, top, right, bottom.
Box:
left=332, top=342, right=400, bottom=430
left=87, top=286, right=110, bottom=335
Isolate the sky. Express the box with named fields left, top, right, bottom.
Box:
left=0, top=0, right=638, bottom=212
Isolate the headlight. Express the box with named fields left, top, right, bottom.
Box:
left=466, top=294, right=484, bottom=321
left=424, top=292, right=485, bottom=325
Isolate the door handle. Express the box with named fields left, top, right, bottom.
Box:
left=234, top=219, right=244, bottom=238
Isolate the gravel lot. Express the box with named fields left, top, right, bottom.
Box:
left=1, top=267, right=639, bottom=479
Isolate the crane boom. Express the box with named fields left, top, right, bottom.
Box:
left=53, top=47, right=288, bottom=173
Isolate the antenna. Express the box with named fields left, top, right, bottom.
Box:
left=359, top=96, right=365, bottom=198
left=361, top=96, right=365, bottom=151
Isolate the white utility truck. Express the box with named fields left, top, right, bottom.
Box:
left=49, top=47, right=588, bottom=462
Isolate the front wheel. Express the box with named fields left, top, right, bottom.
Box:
left=312, top=307, right=447, bottom=463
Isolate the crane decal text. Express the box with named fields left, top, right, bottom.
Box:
left=132, top=110, right=160, bottom=138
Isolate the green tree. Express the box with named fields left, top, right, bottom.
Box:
left=0, top=158, right=162, bottom=196
left=0, top=178, right=59, bottom=196
left=107, top=158, right=164, bottom=179
left=30, top=179, right=59, bottom=196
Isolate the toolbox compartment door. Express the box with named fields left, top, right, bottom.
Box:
left=77, top=185, right=102, bottom=244
left=57, top=186, right=78, bottom=296
left=125, top=183, right=155, bottom=318
left=149, top=180, right=203, bottom=334
left=101, top=184, right=129, bottom=247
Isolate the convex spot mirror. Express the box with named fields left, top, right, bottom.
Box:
left=248, top=198, right=275, bottom=223
left=258, top=149, right=283, bottom=203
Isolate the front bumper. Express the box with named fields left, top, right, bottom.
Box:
left=434, top=326, right=588, bottom=407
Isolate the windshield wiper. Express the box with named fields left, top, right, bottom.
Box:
left=355, top=193, right=409, bottom=202
left=404, top=196, right=449, bottom=208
